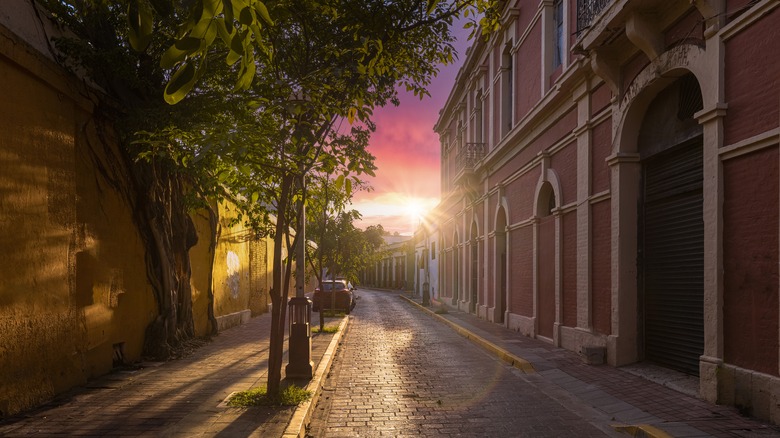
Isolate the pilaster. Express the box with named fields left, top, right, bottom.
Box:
left=606, top=151, right=640, bottom=366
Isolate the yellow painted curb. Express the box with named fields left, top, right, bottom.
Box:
left=400, top=295, right=535, bottom=374
left=612, top=424, right=674, bottom=438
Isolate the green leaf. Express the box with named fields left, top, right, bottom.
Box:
left=203, top=0, right=224, bottom=17
left=230, top=0, right=251, bottom=13
left=250, top=23, right=263, bottom=42
left=174, top=36, right=202, bottom=51
left=254, top=1, right=273, bottom=25
left=215, top=18, right=234, bottom=44
left=230, top=30, right=245, bottom=55
left=344, top=178, right=352, bottom=197
left=203, top=20, right=218, bottom=46
left=226, top=49, right=242, bottom=66
left=235, top=53, right=256, bottom=90
left=224, top=0, right=235, bottom=24
left=191, top=16, right=215, bottom=39
left=239, top=6, right=255, bottom=25
left=164, top=61, right=198, bottom=105
left=334, top=174, right=345, bottom=191
left=160, top=44, right=188, bottom=69
left=127, top=0, right=153, bottom=52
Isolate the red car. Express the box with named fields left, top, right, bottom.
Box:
left=312, top=280, right=354, bottom=314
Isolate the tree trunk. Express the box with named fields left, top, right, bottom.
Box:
left=136, top=162, right=198, bottom=360
left=205, top=203, right=220, bottom=335
left=267, top=174, right=294, bottom=397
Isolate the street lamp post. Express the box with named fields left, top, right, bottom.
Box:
left=286, top=165, right=313, bottom=378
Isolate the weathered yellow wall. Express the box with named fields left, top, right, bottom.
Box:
left=213, top=203, right=254, bottom=316
left=190, top=207, right=216, bottom=337
left=0, top=5, right=278, bottom=417
left=74, top=123, right=157, bottom=378
left=0, top=18, right=155, bottom=417
left=189, top=202, right=273, bottom=336
left=248, top=236, right=272, bottom=316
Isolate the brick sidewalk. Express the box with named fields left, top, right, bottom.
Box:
left=0, top=312, right=343, bottom=437
left=400, top=293, right=780, bottom=438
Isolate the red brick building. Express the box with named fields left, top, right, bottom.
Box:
left=435, top=0, right=779, bottom=422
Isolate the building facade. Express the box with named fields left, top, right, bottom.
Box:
left=363, top=235, right=413, bottom=290
left=435, top=0, right=779, bottom=422
left=413, top=221, right=440, bottom=302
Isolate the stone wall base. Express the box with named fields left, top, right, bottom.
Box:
left=216, top=309, right=251, bottom=333
left=506, top=313, right=535, bottom=337
left=709, top=360, right=780, bottom=424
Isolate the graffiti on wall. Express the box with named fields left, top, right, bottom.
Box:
left=226, top=251, right=240, bottom=299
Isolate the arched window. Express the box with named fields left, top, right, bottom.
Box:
left=475, top=89, right=484, bottom=143
left=501, top=41, right=514, bottom=136
left=537, top=181, right=556, bottom=217
left=553, top=0, right=564, bottom=69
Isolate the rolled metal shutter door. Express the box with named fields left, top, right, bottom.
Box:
left=641, top=141, right=704, bottom=376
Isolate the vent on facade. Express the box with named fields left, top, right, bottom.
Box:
left=112, top=342, right=126, bottom=367
left=677, top=74, right=703, bottom=120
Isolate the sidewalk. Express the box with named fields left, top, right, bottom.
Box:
left=400, top=292, right=780, bottom=438
left=0, top=312, right=347, bottom=438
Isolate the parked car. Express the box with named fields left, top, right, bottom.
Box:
left=335, top=277, right=355, bottom=291
left=312, top=280, right=354, bottom=314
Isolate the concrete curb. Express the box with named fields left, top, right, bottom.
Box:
left=282, top=315, right=350, bottom=438
left=399, top=295, right=535, bottom=374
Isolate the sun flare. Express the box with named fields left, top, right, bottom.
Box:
left=350, top=193, right=439, bottom=235
left=403, top=199, right=426, bottom=223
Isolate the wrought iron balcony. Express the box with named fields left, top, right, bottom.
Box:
left=456, top=142, right=486, bottom=173
left=576, top=0, right=612, bottom=36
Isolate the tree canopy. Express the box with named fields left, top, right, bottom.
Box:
left=42, top=0, right=501, bottom=396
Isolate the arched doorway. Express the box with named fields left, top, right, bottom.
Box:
left=452, top=231, right=459, bottom=306
left=495, top=206, right=508, bottom=323
left=470, top=222, right=479, bottom=314
left=537, top=182, right=556, bottom=339
left=638, top=74, right=704, bottom=376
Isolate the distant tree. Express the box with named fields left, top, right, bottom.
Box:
left=363, top=225, right=387, bottom=252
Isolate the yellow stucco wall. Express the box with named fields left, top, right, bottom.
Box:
left=0, top=7, right=277, bottom=417
left=0, top=20, right=155, bottom=416
left=189, top=202, right=273, bottom=337
left=213, top=203, right=254, bottom=317
left=190, top=207, right=216, bottom=337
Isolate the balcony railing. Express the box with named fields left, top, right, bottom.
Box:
left=456, top=142, right=486, bottom=173
left=576, top=0, right=612, bottom=36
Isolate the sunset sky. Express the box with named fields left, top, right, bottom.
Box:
left=349, top=28, right=471, bottom=236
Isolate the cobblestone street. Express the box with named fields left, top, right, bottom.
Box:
left=307, top=289, right=618, bottom=437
